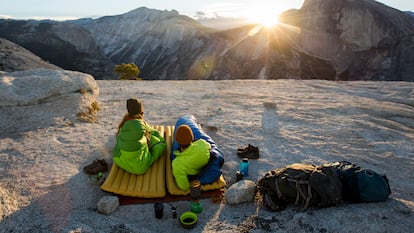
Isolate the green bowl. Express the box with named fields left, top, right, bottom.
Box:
left=179, top=211, right=198, bottom=229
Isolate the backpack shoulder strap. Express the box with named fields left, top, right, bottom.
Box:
left=280, top=164, right=317, bottom=210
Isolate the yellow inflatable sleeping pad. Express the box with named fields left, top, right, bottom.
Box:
left=100, top=125, right=167, bottom=198
left=100, top=125, right=226, bottom=198
left=164, top=126, right=227, bottom=196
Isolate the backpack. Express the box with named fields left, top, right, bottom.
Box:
left=326, top=161, right=391, bottom=202
left=258, top=163, right=343, bottom=211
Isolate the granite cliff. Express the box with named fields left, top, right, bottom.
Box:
left=292, top=0, right=414, bottom=80
left=0, top=19, right=115, bottom=79
left=0, top=0, right=413, bottom=81
left=0, top=38, right=61, bottom=72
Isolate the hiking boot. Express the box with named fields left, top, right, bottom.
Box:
left=238, top=144, right=258, bottom=152
left=237, top=144, right=259, bottom=159
left=84, top=159, right=108, bottom=175
left=237, top=149, right=260, bottom=159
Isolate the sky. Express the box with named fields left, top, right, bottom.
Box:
left=0, top=0, right=413, bottom=22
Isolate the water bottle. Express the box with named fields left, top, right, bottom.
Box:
left=240, top=158, right=249, bottom=177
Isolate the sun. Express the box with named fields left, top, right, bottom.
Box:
left=201, top=1, right=302, bottom=29
left=249, top=12, right=280, bottom=28
left=243, top=1, right=286, bottom=28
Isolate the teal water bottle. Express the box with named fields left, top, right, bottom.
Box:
left=240, top=158, right=249, bottom=177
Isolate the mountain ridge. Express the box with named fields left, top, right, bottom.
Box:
left=0, top=37, right=61, bottom=72
left=0, top=0, right=413, bottom=81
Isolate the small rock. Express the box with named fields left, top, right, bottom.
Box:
left=263, top=102, right=277, bottom=109
left=225, top=179, right=257, bottom=204
left=205, top=125, right=218, bottom=131
left=97, top=195, right=119, bottom=215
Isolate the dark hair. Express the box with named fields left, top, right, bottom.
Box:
left=126, top=98, right=144, bottom=118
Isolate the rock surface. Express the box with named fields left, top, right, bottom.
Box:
left=225, top=180, right=257, bottom=205
left=0, top=78, right=413, bottom=232
left=0, top=69, right=98, bottom=107
left=0, top=38, right=61, bottom=72
left=97, top=195, right=119, bottom=215
left=0, top=69, right=99, bottom=135
left=294, top=0, right=414, bottom=81
left=0, top=20, right=114, bottom=79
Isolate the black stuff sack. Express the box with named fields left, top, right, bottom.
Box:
left=327, top=161, right=391, bottom=202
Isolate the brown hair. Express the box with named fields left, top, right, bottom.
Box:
left=117, top=98, right=144, bottom=134
left=127, top=98, right=144, bottom=118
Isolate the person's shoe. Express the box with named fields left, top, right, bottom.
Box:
left=237, top=144, right=259, bottom=159
left=84, top=159, right=108, bottom=175
left=237, top=144, right=259, bottom=153
left=238, top=144, right=258, bottom=152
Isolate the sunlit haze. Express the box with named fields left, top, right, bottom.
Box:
left=240, top=2, right=283, bottom=27
left=0, top=0, right=412, bottom=23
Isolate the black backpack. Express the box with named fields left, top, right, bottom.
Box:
left=258, top=163, right=343, bottom=211
left=326, top=161, right=391, bottom=202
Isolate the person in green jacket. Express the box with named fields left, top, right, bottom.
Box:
left=172, top=125, right=210, bottom=190
left=112, top=98, right=166, bottom=175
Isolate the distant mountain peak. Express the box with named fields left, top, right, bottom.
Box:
left=125, top=7, right=179, bottom=17
left=121, top=7, right=183, bottom=22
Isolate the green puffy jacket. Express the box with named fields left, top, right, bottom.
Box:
left=113, top=119, right=166, bottom=175
left=172, top=139, right=211, bottom=190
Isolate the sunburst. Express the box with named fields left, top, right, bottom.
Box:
left=245, top=4, right=281, bottom=28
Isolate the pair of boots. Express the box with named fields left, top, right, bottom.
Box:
left=237, top=144, right=259, bottom=159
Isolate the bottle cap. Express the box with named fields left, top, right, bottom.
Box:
left=236, top=170, right=243, bottom=181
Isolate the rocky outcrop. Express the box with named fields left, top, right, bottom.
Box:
left=0, top=69, right=98, bottom=108
left=295, top=0, right=414, bottom=81
left=0, top=69, right=100, bottom=135
left=0, top=19, right=115, bottom=79
left=0, top=38, right=61, bottom=72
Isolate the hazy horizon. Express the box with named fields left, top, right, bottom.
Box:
left=0, top=0, right=413, bottom=22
